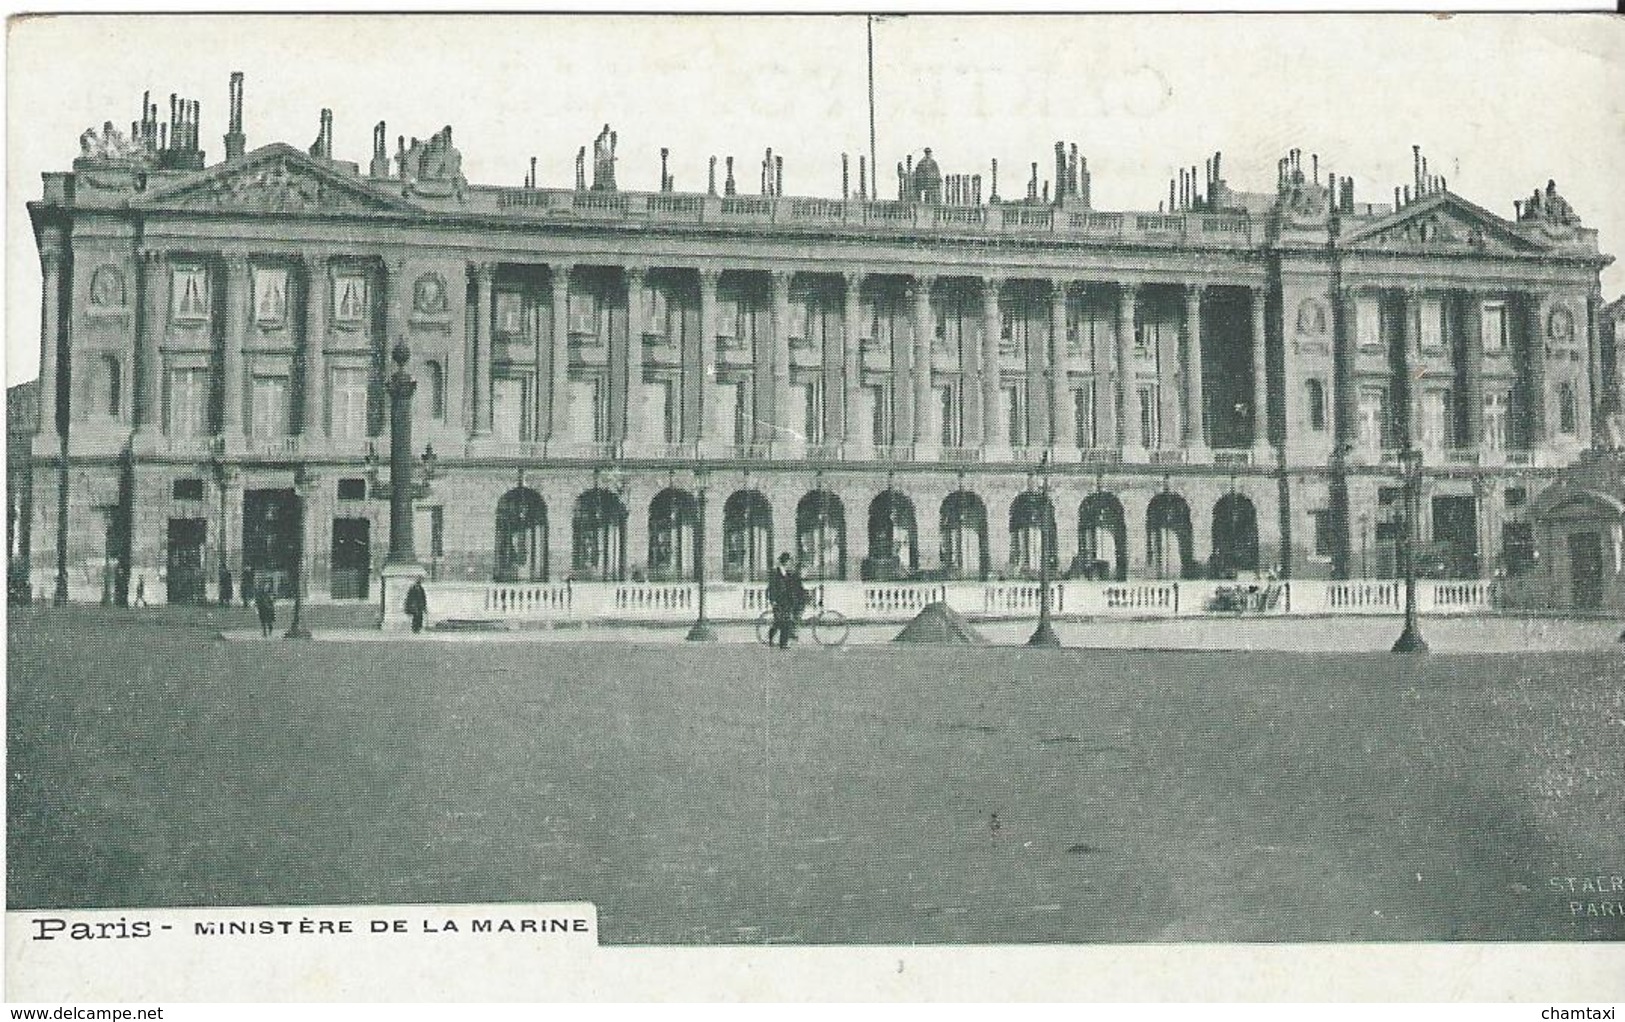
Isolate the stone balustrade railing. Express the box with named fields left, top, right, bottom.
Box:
left=408, top=577, right=1501, bottom=628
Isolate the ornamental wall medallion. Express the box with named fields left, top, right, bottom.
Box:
left=88, top=265, right=127, bottom=308
left=1547, top=306, right=1575, bottom=343
left=412, top=273, right=449, bottom=315
left=1295, top=299, right=1327, bottom=336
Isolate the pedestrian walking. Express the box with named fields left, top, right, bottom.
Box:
left=765, top=552, right=806, bottom=650
left=405, top=578, right=428, bottom=634
left=133, top=574, right=147, bottom=608
left=254, top=584, right=276, bottom=638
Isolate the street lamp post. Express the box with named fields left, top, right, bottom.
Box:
left=285, top=465, right=312, bottom=639
left=1392, top=446, right=1428, bottom=653
left=1027, top=451, right=1060, bottom=648
left=686, top=466, right=716, bottom=641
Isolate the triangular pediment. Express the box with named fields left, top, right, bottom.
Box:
left=1341, top=192, right=1543, bottom=255
left=137, top=144, right=418, bottom=215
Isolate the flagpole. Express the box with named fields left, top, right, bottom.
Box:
left=867, top=14, right=877, bottom=197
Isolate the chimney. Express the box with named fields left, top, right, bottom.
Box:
left=972, top=174, right=981, bottom=205
left=1395, top=186, right=1402, bottom=209
left=858, top=155, right=867, bottom=200
left=1214, top=150, right=1222, bottom=184
left=1439, top=176, right=1447, bottom=194
left=1421, top=156, right=1429, bottom=195
left=775, top=155, right=783, bottom=197
left=1413, top=144, right=1422, bottom=195
left=1054, top=141, right=1066, bottom=203
left=1069, top=143, right=1079, bottom=197
left=1028, top=162, right=1038, bottom=201
left=370, top=121, right=389, bottom=178
left=1311, top=153, right=1319, bottom=183
left=725, top=156, right=736, bottom=197
left=1169, top=178, right=1176, bottom=212
left=842, top=152, right=849, bottom=199
left=1403, top=185, right=1412, bottom=205
left=159, top=122, right=167, bottom=151
left=168, top=94, right=177, bottom=150
left=708, top=155, right=718, bottom=196
left=989, top=158, right=999, bottom=203
left=224, top=71, right=246, bottom=160
left=529, top=156, right=537, bottom=190
left=319, top=107, right=333, bottom=159
left=1042, top=180, right=1050, bottom=204
left=575, top=147, right=586, bottom=191
left=1205, top=156, right=1213, bottom=191
left=1079, top=156, right=1091, bottom=208
left=660, top=147, right=670, bottom=192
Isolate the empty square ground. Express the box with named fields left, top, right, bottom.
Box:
left=8, top=605, right=1624, bottom=942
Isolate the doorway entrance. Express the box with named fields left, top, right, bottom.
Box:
left=242, top=488, right=300, bottom=598
left=1431, top=495, right=1479, bottom=578
left=331, top=517, right=372, bottom=599
left=1568, top=531, right=1604, bottom=610
left=166, top=518, right=207, bottom=605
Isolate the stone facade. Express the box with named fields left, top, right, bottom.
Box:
left=23, top=77, right=1618, bottom=604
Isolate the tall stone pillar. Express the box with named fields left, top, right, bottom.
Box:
left=221, top=255, right=249, bottom=438
left=302, top=252, right=326, bottom=436
left=1333, top=286, right=1361, bottom=458
left=1523, top=292, right=1549, bottom=448
left=136, top=250, right=166, bottom=434
left=770, top=270, right=793, bottom=447
left=1251, top=285, right=1272, bottom=455
left=1118, top=284, right=1144, bottom=457
left=624, top=266, right=648, bottom=441
left=912, top=275, right=935, bottom=446
left=962, top=283, right=984, bottom=448
left=1461, top=290, right=1484, bottom=449
left=471, top=263, right=494, bottom=436
left=1184, top=284, right=1207, bottom=452
left=981, top=276, right=1003, bottom=451
left=842, top=271, right=864, bottom=446
left=1050, top=280, right=1074, bottom=449
left=698, top=268, right=722, bottom=444
left=549, top=263, right=573, bottom=440
left=36, top=233, right=65, bottom=442
left=1092, top=287, right=1116, bottom=450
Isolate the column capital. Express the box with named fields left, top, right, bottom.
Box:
left=842, top=269, right=864, bottom=290
left=1118, top=282, right=1139, bottom=305
left=624, top=264, right=649, bottom=284
left=697, top=266, right=723, bottom=288
left=298, top=250, right=329, bottom=269
left=223, top=252, right=251, bottom=274
left=981, top=274, right=1004, bottom=292
left=471, top=261, right=496, bottom=283
left=769, top=268, right=792, bottom=289
left=1185, top=281, right=1207, bottom=299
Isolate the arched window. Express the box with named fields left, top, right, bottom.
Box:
left=1306, top=379, right=1326, bottom=432
left=939, top=490, right=988, bottom=580
left=424, top=360, right=445, bottom=420
left=648, top=488, right=698, bottom=582
left=571, top=488, right=627, bottom=581
left=1211, top=493, right=1260, bottom=578
left=796, top=490, right=847, bottom=581
left=1008, top=491, right=1057, bottom=578
left=1146, top=492, right=1194, bottom=580
left=494, top=487, right=548, bottom=582
left=865, top=490, right=917, bottom=580
left=722, top=490, right=774, bottom=581
left=1078, top=493, right=1127, bottom=581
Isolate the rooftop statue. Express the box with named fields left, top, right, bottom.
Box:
left=591, top=124, right=618, bottom=192
left=396, top=126, right=467, bottom=200
left=1518, top=179, right=1582, bottom=227
left=77, top=121, right=148, bottom=166
left=913, top=147, right=942, bottom=204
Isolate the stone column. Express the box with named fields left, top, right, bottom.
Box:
left=961, top=286, right=983, bottom=450
left=36, top=234, right=65, bottom=442
left=698, top=268, right=722, bottom=444
left=549, top=263, right=573, bottom=440
left=1118, top=284, right=1144, bottom=457
left=624, top=266, right=648, bottom=441
left=1092, top=287, right=1116, bottom=450
left=981, top=276, right=1003, bottom=451
left=1183, top=284, right=1207, bottom=452
left=1400, top=288, right=1422, bottom=450
left=1523, top=292, right=1549, bottom=448
left=302, top=253, right=326, bottom=436
left=842, top=272, right=864, bottom=445
left=770, top=270, right=793, bottom=447
left=136, top=250, right=166, bottom=434
left=1050, top=280, right=1074, bottom=449
left=221, top=255, right=249, bottom=439
left=1460, top=290, right=1484, bottom=448
left=912, top=275, right=935, bottom=446
left=1251, top=285, right=1272, bottom=455
left=471, top=263, right=494, bottom=436
left=1334, top=286, right=1361, bottom=458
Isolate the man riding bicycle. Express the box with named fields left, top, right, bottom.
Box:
left=765, top=552, right=807, bottom=649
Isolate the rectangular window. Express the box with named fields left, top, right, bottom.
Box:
left=1420, top=298, right=1444, bottom=350
left=1502, top=522, right=1535, bottom=576
left=1558, top=383, right=1578, bottom=434
left=172, top=478, right=204, bottom=502
left=1307, top=379, right=1327, bottom=432
left=250, top=376, right=290, bottom=437
left=336, top=478, right=367, bottom=501
left=1002, top=383, right=1025, bottom=447
left=330, top=367, right=369, bottom=441
left=1138, top=383, right=1160, bottom=448
left=568, top=292, right=599, bottom=336
left=1481, top=303, right=1508, bottom=353
left=252, top=267, right=288, bottom=325
left=1358, top=386, right=1387, bottom=450
left=333, top=273, right=368, bottom=325
left=734, top=380, right=754, bottom=445
left=568, top=379, right=603, bottom=442
left=1422, top=388, right=1452, bottom=449
left=491, top=377, right=527, bottom=440
left=800, top=379, right=825, bottom=445
left=938, top=384, right=960, bottom=447
left=167, top=367, right=210, bottom=438
left=1483, top=389, right=1510, bottom=450
left=1356, top=297, right=1381, bottom=349
left=494, top=291, right=525, bottom=336
left=650, top=379, right=678, bottom=443
left=1073, top=387, right=1094, bottom=448
left=870, top=383, right=894, bottom=446
left=171, top=267, right=209, bottom=321
left=1310, top=509, right=1334, bottom=557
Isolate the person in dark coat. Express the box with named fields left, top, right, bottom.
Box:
left=254, top=585, right=276, bottom=638
left=765, top=552, right=807, bottom=650
left=405, top=579, right=428, bottom=634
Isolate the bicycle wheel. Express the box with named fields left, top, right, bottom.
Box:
left=755, top=609, right=774, bottom=645
left=812, top=608, right=849, bottom=648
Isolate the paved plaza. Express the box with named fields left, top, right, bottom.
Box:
left=8, top=606, right=1624, bottom=942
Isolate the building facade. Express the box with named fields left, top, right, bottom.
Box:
left=26, top=76, right=1620, bottom=604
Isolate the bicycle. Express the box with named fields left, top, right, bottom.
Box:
left=755, top=606, right=850, bottom=648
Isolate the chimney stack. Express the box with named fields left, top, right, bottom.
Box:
left=370, top=121, right=389, bottom=178
left=972, top=173, right=981, bottom=205
left=575, top=147, right=586, bottom=191
left=1403, top=185, right=1412, bottom=205
left=224, top=71, right=246, bottom=160
left=1028, top=162, right=1038, bottom=202
left=1169, top=178, right=1176, bottom=212
left=1395, top=186, right=1402, bottom=210
left=989, top=158, right=999, bottom=203
left=725, top=156, right=736, bottom=197
left=1413, top=144, right=1422, bottom=195
left=842, top=152, right=849, bottom=199
left=529, top=156, right=537, bottom=189
left=775, top=155, right=783, bottom=197
left=1311, top=153, right=1319, bottom=183
left=708, top=155, right=717, bottom=196
left=858, top=155, right=867, bottom=200
left=1054, top=141, right=1066, bottom=204
left=660, top=147, right=670, bottom=192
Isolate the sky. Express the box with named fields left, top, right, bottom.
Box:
left=7, top=13, right=1624, bottom=386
